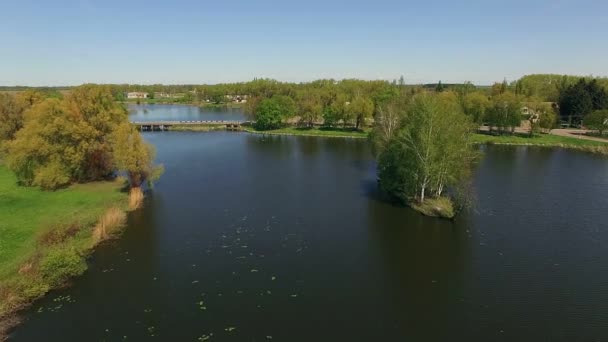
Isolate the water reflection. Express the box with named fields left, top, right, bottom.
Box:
left=12, top=134, right=608, bottom=341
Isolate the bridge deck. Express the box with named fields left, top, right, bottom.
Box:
left=132, top=120, right=246, bottom=125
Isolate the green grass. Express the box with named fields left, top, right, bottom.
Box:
left=169, top=124, right=228, bottom=132
left=244, top=126, right=369, bottom=138
left=0, top=167, right=126, bottom=280
left=471, top=132, right=608, bottom=147
left=0, top=166, right=128, bottom=336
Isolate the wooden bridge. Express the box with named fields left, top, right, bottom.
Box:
left=132, top=120, right=246, bottom=131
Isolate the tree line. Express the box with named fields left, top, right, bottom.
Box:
left=0, top=85, right=162, bottom=190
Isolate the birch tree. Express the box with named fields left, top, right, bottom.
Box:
left=376, top=93, right=476, bottom=204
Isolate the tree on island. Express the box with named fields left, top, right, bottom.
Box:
left=374, top=93, right=477, bottom=218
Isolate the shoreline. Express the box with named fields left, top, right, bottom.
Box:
left=165, top=125, right=608, bottom=153
left=0, top=176, right=136, bottom=340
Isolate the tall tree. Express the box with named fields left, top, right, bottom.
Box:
left=297, top=90, right=322, bottom=127
left=375, top=93, right=476, bottom=205
left=348, top=95, right=374, bottom=130
left=112, top=123, right=164, bottom=188
left=253, top=95, right=295, bottom=130
left=486, top=92, right=522, bottom=134
left=4, top=85, right=140, bottom=190
left=584, top=110, right=608, bottom=136
left=559, top=79, right=594, bottom=124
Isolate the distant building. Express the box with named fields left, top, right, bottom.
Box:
left=127, top=92, right=148, bottom=99
left=226, top=94, right=249, bottom=103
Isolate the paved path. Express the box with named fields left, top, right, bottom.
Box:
left=550, top=129, right=608, bottom=143
left=478, top=126, right=608, bottom=143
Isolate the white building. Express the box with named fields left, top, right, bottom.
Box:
left=127, top=92, right=148, bottom=99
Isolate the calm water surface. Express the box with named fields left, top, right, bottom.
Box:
left=128, top=104, right=246, bottom=122
left=11, top=132, right=608, bottom=341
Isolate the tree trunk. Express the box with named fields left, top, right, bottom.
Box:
left=420, top=181, right=426, bottom=203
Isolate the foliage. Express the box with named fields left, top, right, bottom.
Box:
left=584, top=110, right=608, bottom=136
left=375, top=93, right=476, bottom=207
left=0, top=165, right=127, bottom=329
left=297, top=90, right=323, bottom=127
left=253, top=95, right=296, bottom=130
left=558, top=78, right=608, bottom=123
left=371, top=95, right=409, bottom=155
left=348, top=95, right=374, bottom=129
left=526, top=99, right=557, bottom=135
left=2, top=85, right=160, bottom=190
left=112, top=123, right=164, bottom=188
left=462, top=91, right=490, bottom=124
left=0, top=91, right=44, bottom=143
left=485, top=92, right=522, bottom=134
left=39, top=247, right=87, bottom=287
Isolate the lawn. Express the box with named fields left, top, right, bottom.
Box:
left=0, top=167, right=126, bottom=280
left=471, top=132, right=608, bottom=147
left=244, top=126, right=369, bottom=138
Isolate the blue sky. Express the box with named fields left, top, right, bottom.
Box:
left=1, top=0, right=607, bottom=86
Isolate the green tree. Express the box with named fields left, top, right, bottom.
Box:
left=0, top=91, right=44, bottom=143
left=297, top=90, right=323, bottom=127
left=371, top=95, right=408, bottom=155
left=4, top=85, right=136, bottom=190
left=526, top=100, right=556, bottom=135
left=375, top=93, right=476, bottom=205
left=462, top=92, right=490, bottom=125
left=253, top=95, right=295, bottom=130
left=584, top=110, right=608, bottom=136
left=348, top=95, right=374, bottom=130
left=5, top=98, right=93, bottom=189
left=585, top=79, right=608, bottom=110
left=486, top=92, right=522, bottom=134
left=112, top=123, right=164, bottom=188
left=322, top=93, right=348, bottom=127
left=559, top=78, right=593, bottom=125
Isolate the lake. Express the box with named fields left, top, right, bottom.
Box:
left=128, top=104, right=246, bottom=122
left=10, top=131, right=608, bottom=341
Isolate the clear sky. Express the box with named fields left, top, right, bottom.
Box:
left=1, top=0, right=607, bottom=86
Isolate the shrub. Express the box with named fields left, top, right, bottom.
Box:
left=92, top=207, right=126, bottom=242
left=38, top=223, right=81, bottom=247
left=39, top=247, right=87, bottom=287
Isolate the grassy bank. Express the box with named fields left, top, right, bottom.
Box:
left=472, top=132, right=608, bottom=148
left=169, top=124, right=228, bottom=132
left=0, top=167, right=129, bottom=338
left=244, top=126, right=369, bottom=138
left=409, top=197, right=455, bottom=219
